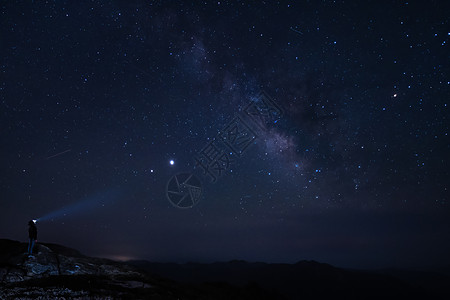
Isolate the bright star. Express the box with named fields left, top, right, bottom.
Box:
left=169, top=160, right=174, bottom=166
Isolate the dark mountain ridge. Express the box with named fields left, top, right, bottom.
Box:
left=128, top=259, right=450, bottom=299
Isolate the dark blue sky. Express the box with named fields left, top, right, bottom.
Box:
left=1, top=0, right=448, bottom=269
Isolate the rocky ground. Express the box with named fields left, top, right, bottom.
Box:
left=0, top=239, right=158, bottom=299
left=0, top=239, right=277, bottom=299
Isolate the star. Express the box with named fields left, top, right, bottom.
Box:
left=0, top=0, right=447, bottom=271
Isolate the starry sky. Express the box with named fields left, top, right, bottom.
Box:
left=1, top=1, right=449, bottom=269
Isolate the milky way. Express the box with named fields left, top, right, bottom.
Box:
left=0, top=1, right=448, bottom=269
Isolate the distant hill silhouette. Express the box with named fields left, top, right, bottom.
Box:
left=1, top=239, right=449, bottom=299
left=128, top=259, right=450, bottom=299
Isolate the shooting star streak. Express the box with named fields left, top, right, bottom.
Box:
left=289, top=27, right=303, bottom=35
left=46, top=149, right=71, bottom=160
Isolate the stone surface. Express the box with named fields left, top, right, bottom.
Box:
left=0, top=241, right=140, bottom=285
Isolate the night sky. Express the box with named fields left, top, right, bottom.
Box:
left=1, top=1, right=449, bottom=269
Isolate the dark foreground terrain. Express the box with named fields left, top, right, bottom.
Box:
left=1, top=239, right=448, bottom=299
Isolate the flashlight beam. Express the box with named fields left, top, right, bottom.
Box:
left=37, top=187, right=124, bottom=222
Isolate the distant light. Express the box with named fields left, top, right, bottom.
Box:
left=169, top=160, right=174, bottom=165
left=32, top=219, right=37, bottom=224
left=150, top=169, right=154, bottom=173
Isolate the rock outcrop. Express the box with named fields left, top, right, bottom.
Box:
left=0, top=239, right=139, bottom=284
left=0, top=239, right=157, bottom=299
left=0, top=239, right=278, bottom=299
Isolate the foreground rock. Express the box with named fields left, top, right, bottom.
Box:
left=0, top=239, right=278, bottom=299
left=0, top=239, right=140, bottom=283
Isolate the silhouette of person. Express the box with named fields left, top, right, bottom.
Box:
left=28, top=220, right=37, bottom=256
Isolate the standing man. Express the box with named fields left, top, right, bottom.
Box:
left=28, top=220, right=37, bottom=256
